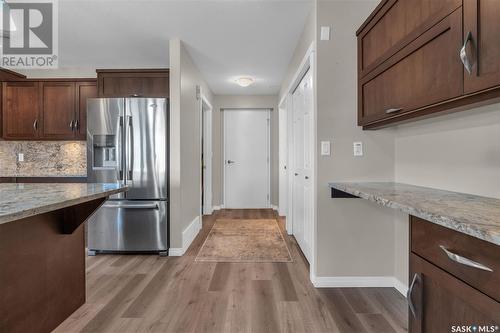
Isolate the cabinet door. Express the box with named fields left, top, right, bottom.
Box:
left=40, top=82, right=76, bottom=139
left=409, top=254, right=500, bottom=333
left=97, top=71, right=169, bottom=97
left=2, top=82, right=40, bottom=139
left=75, top=81, right=97, bottom=140
left=463, top=0, right=500, bottom=94
left=359, top=9, right=463, bottom=126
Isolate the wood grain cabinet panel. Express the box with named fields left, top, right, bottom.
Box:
left=2, top=81, right=40, bottom=139
left=75, top=81, right=97, bottom=140
left=358, top=0, right=461, bottom=77
left=463, top=0, right=500, bottom=94
left=40, top=81, right=76, bottom=139
left=97, top=69, right=169, bottom=98
left=359, top=9, right=463, bottom=125
left=409, top=254, right=500, bottom=333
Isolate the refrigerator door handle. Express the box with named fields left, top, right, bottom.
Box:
left=117, top=116, right=124, bottom=180
left=102, top=202, right=159, bottom=210
left=127, top=115, right=134, bottom=181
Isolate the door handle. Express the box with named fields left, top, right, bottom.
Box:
left=305, top=176, right=309, bottom=179
left=439, top=246, right=493, bottom=272
left=385, top=108, right=403, bottom=114
left=117, top=116, right=124, bottom=180
left=460, top=31, right=474, bottom=75
left=103, top=203, right=159, bottom=210
left=294, top=173, right=299, bottom=176
left=127, top=116, right=134, bottom=180
left=227, top=160, right=235, bottom=164
left=407, top=273, right=421, bottom=319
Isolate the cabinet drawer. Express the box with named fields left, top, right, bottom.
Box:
left=411, top=216, right=500, bottom=302
left=357, top=0, right=461, bottom=77
left=359, top=9, right=463, bottom=126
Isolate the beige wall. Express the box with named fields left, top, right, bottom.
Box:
left=279, top=9, right=315, bottom=100
left=315, top=0, right=397, bottom=278
left=169, top=39, right=215, bottom=249
left=212, top=95, right=279, bottom=207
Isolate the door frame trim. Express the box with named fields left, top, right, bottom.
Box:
left=222, top=108, right=271, bottom=209
left=199, top=90, right=213, bottom=216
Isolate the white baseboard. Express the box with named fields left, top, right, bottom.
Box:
left=169, top=215, right=202, bottom=256
left=212, top=205, right=224, bottom=211
left=310, top=273, right=407, bottom=296
left=270, top=205, right=278, bottom=211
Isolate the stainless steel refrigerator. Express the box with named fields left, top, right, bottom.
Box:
left=86, top=98, right=169, bottom=255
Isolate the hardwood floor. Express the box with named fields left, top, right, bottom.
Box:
left=55, top=209, right=408, bottom=333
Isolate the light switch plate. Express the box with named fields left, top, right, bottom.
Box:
left=320, top=141, right=331, bottom=156
left=353, top=142, right=363, bottom=157
left=17, top=153, right=24, bottom=162
left=320, top=26, right=331, bottom=41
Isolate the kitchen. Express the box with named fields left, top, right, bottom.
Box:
left=1, top=0, right=500, bottom=332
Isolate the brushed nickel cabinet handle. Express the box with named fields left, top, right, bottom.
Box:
left=69, top=120, right=74, bottom=130
left=33, top=119, right=38, bottom=131
left=74, top=120, right=79, bottom=129
left=439, top=245, right=493, bottom=272
left=385, top=108, right=403, bottom=114
left=407, top=273, right=420, bottom=319
left=460, top=31, right=473, bottom=75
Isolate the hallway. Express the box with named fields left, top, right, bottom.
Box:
left=55, top=209, right=407, bottom=332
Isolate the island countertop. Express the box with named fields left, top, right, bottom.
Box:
left=328, top=182, right=500, bottom=246
left=0, top=183, right=127, bottom=225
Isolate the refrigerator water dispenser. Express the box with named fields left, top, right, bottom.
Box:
left=93, top=134, right=117, bottom=168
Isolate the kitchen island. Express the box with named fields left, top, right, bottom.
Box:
left=329, top=182, right=500, bottom=332
left=0, top=183, right=127, bottom=333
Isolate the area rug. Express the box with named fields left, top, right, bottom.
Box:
left=195, top=219, right=293, bottom=262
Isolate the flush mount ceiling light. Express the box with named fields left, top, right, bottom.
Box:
left=235, top=77, right=255, bottom=87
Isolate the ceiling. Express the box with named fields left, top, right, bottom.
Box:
left=57, top=0, right=312, bottom=95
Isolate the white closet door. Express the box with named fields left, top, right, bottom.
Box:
left=291, top=69, right=313, bottom=262
left=224, top=109, right=270, bottom=208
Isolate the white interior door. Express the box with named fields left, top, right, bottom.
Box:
left=291, top=69, right=313, bottom=262
left=224, top=109, right=270, bottom=208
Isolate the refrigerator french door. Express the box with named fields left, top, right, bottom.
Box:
left=86, top=98, right=169, bottom=254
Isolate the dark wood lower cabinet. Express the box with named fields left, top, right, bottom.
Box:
left=409, top=254, right=500, bottom=332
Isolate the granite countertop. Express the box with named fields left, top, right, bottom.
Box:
left=328, top=182, right=500, bottom=246
left=0, top=183, right=127, bottom=225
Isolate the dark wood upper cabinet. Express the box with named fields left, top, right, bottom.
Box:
left=97, top=69, right=169, bottom=98
left=75, top=81, right=97, bottom=140
left=2, top=81, right=40, bottom=139
left=357, top=0, right=500, bottom=129
left=463, top=0, right=500, bottom=94
left=1, top=79, right=96, bottom=140
left=359, top=9, right=463, bottom=125
left=40, top=81, right=76, bottom=139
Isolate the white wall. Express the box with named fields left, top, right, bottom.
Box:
left=169, top=39, right=214, bottom=250
left=212, top=95, right=279, bottom=208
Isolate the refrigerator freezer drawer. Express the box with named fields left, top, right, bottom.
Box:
left=87, top=200, right=167, bottom=252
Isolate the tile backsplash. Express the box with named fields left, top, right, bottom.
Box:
left=0, top=141, right=86, bottom=177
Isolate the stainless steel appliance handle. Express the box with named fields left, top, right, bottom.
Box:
left=33, top=119, right=38, bottom=131
left=127, top=116, right=134, bottom=180
left=102, top=203, right=159, bottom=210
left=460, top=31, right=473, bottom=75
left=439, top=245, right=493, bottom=272
left=407, top=273, right=420, bottom=319
left=117, top=116, right=124, bottom=180
left=385, top=108, right=403, bottom=114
